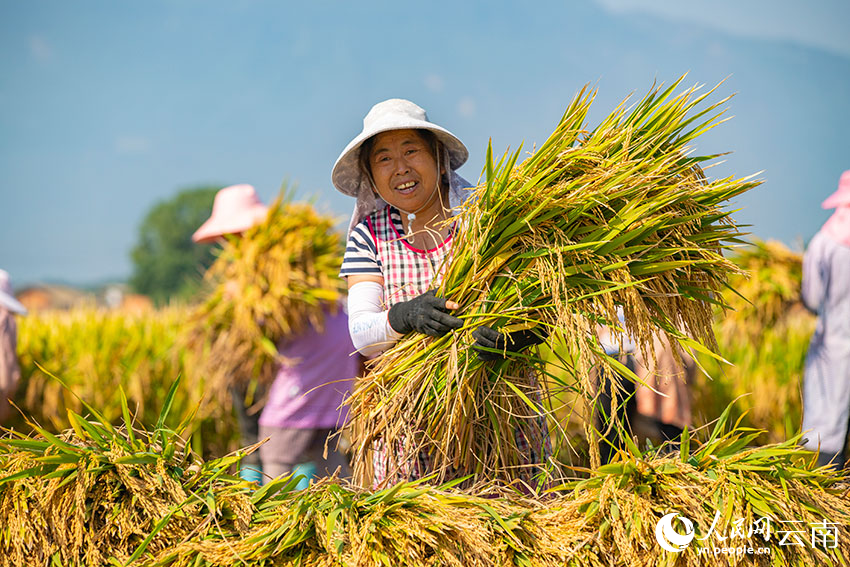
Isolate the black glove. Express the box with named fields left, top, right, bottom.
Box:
left=471, top=325, right=548, bottom=361
left=387, top=290, right=463, bottom=337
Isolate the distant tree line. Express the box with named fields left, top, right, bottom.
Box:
left=129, top=186, right=221, bottom=305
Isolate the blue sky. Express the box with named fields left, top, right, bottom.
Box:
left=1, top=0, right=849, bottom=287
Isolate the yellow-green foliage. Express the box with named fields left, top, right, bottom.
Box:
left=15, top=307, right=188, bottom=427
left=695, top=314, right=814, bottom=444
left=719, top=239, right=807, bottom=339
left=2, top=400, right=848, bottom=567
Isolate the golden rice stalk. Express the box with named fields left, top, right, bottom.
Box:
left=346, top=76, right=759, bottom=487
left=182, top=195, right=346, bottom=411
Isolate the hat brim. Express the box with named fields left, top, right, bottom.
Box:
left=332, top=117, right=469, bottom=197
left=822, top=191, right=850, bottom=209
left=192, top=207, right=269, bottom=243
left=0, top=291, right=27, bottom=315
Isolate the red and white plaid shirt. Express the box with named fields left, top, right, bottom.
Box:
left=341, top=205, right=453, bottom=308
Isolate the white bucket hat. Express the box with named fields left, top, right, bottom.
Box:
left=331, top=98, right=473, bottom=235
left=0, top=270, right=27, bottom=315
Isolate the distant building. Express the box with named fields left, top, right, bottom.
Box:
left=15, top=283, right=152, bottom=313
left=16, top=285, right=96, bottom=312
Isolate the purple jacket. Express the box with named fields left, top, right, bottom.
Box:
left=259, top=308, right=360, bottom=429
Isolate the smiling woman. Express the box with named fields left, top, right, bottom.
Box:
left=332, top=98, right=552, bottom=488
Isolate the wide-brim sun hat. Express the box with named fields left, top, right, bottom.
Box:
left=332, top=98, right=469, bottom=197
left=0, top=269, right=27, bottom=315
left=192, top=184, right=269, bottom=243
left=822, top=170, right=850, bottom=209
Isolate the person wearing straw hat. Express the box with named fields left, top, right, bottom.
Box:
left=0, top=269, right=27, bottom=423
left=801, top=170, right=850, bottom=469
left=193, top=184, right=361, bottom=486
left=333, top=98, right=548, bottom=487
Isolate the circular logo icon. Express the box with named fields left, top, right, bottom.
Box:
left=655, top=512, right=695, bottom=552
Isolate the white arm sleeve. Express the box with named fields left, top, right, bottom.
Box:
left=348, top=281, right=403, bottom=357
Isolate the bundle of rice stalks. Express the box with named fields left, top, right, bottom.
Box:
left=718, top=239, right=809, bottom=341
left=0, top=381, right=255, bottom=567
left=692, top=240, right=815, bottom=443
left=146, top=477, right=509, bottom=567
left=347, top=76, right=759, bottom=486
left=183, top=195, right=346, bottom=411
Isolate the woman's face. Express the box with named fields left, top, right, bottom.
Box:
left=366, top=129, right=443, bottom=214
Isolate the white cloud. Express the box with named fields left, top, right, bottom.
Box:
left=424, top=73, right=444, bottom=93
left=29, top=35, right=52, bottom=62
left=115, top=136, right=151, bottom=154
left=593, top=0, right=850, bottom=59
left=457, top=96, right=476, bottom=118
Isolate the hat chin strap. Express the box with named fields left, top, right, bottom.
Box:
left=397, top=177, right=440, bottom=224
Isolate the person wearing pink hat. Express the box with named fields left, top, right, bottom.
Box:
left=193, top=185, right=361, bottom=487
left=801, top=170, right=850, bottom=468
left=0, top=269, right=27, bottom=423
left=191, top=184, right=270, bottom=244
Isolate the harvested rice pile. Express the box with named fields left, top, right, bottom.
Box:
left=2, top=396, right=847, bottom=566
left=347, top=77, right=760, bottom=486
left=0, top=383, right=255, bottom=566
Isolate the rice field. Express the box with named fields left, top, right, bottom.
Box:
left=11, top=306, right=240, bottom=459
left=3, top=79, right=844, bottom=565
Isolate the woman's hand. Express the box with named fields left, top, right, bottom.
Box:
left=471, top=325, right=548, bottom=361
left=387, top=290, right=462, bottom=337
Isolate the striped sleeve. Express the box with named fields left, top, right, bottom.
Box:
left=340, top=218, right=383, bottom=277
